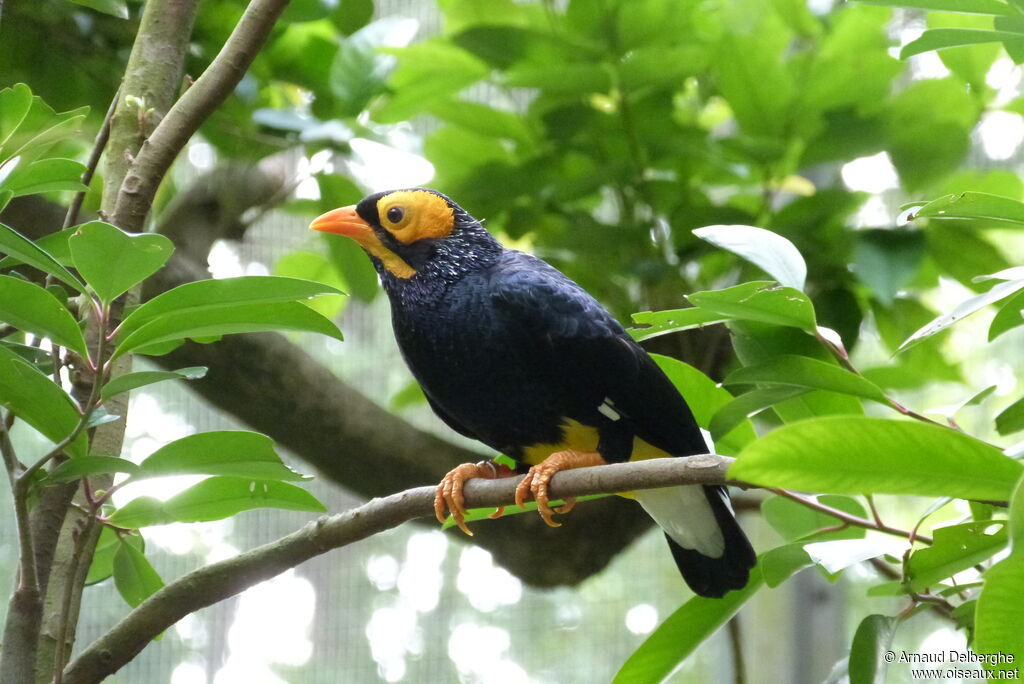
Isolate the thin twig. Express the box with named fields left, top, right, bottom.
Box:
left=770, top=488, right=933, bottom=545
left=727, top=616, right=747, bottom=684
left=64, top=87, right=121, bottom=230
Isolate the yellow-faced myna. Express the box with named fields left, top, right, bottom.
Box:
left=311, top=188, right=755, bottom=597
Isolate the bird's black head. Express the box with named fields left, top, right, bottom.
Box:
left=310, top=187, right=502, bottom=285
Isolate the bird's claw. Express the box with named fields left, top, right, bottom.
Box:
left=434, top=460, right=513, bottom=536
left=514, top=450, right=604, bottom=527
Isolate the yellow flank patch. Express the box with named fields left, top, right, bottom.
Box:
left=378, top=190, right=455, bottom=244
left=522, top=420, right=673, bottom=467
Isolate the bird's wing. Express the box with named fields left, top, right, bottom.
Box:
left=489, top=251, right=706, bottom=458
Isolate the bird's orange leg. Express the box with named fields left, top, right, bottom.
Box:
left=435, top=460, right=516, bottom=536
left=515, top=450, right=606, bottom=527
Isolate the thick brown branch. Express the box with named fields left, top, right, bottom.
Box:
left=62, top=456, right=734, bottom=684
left=111, top=0, right=290, bottom=232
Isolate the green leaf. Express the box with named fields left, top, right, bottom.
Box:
left=100, top=367, right=207, bottom=400
left=113, top=539, right=164, bottom=608
left=273, top=251, right=347, bottom=318
left=996, top=396, right=1024, bottom=435
left=0, top=222, right=85, bottom=292
left=376, top=38, right=490, bottom=122
left=390, top=379, right=426, bottom=410
left=612, top=574, right=764, bottom=684
left=0, top=190, right=11, bottom=213
left=330, top=18, right=412, bottom=116
left=906, top=521, right=1008, bottom=592
left=723, top=355, right=889, bottom=404
left=69, top=221, right=174, bottom=303
left=913, top=191, right=1024, bottom=225
left=425, top=99, right=535, bottom=146
left=0, top=84, right=33, bottom=146
left=852, top=230, right=926, bottom=306
left=899, top=28, right=1024, bottom=59
left=333, top=0, right=374, bottom=35
left=687, top=282, right=818, bottom=332
left=858, top=0, right=1015, bottom=13
left=898, top=278, right=1024, bottom=351
left=87, top=527, right=142, bottom=585
left=0, top=275, right=88, bottom=357
left=759, top=544, right=813, bottom=588
left=46, top=456, right=140, bottom=484
left=0, top=158, right=87, bottom=197
left=136, top=431, right=308, bottom=481
left=651, top=355, right=757, bottom=456
left=107, top=477, right=327, bottom=528
left=67, top=0, right=130, bottom=19
left=990, top=289, right=1024, bottom=340
left=117, top=276, right=343, bottom=341
left=761, top=494, right=868, bottom=542
left=708, top=386, right=810, bottom=440
left=0, top=346, right=86, bottom=457
left=628, top=307, right=728, bottom=342
left=974, top=475, right=1024, bottom=672
left=848, top=615, right=897, bottom=684
left=692, top=225, right=807, bottom=291
left=731, top=416, right=1023, bottom=501
left=113, top=300, right=344, bottom=359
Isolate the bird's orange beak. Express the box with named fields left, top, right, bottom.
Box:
left=309, top=205, right=373, bottom=242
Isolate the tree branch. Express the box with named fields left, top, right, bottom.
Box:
left=111, top=0, right=290, bottom=232
left=62, top=455, right=734, bottom=684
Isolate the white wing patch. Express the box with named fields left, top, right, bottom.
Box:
left=597, top=397, right=622, bottom=422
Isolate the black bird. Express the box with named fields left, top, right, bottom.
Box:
left=310, top=188, right=755, bottom=597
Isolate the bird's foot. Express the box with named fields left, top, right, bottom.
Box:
left=435, top=460, right=515, bottom=536
left=514, top=450, right=605, bottom=527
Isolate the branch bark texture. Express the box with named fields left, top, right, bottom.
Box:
left=111, top=0, right=290, bottom=232
left=62, top=455, right=735, bottom=684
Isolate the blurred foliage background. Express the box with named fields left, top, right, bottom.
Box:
left=2, top=0, right=1024, bottom=681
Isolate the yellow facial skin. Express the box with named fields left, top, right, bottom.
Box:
left=309, top=190, right=457, bottom=279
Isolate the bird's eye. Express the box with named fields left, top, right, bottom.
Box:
left=386, top=206, right=405, bottom=224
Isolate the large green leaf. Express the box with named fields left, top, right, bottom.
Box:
left=330, top=18, right=413, bottom=116
left=898, top=277, right=1024, bottom=351
left=87, top=527, right=142, bottom=585
left=912, top=191, right=1024, bottom=225
left=906, top=521, right=1007, bottom=591
left=848, top=614, right=897, bottom=684
left=628, top=307, right=728, bottom=342
left=107, top=477, right=327, bottom=528
left=989, top=289, right=1024, bottom=340
left=996, top=396, right=1024, bottom=435
left=761, top=494, right=869, bottom=542
left=273, top=251, right=347, bottom=319
left=692, top=225, right=807, bottom=291
left=136, top=431, right=308, bottom=481
left=723, top=355, right=889, bottom=404
left=112, top=300, right=344, bottom=359
left=100, top=367, right=207, bottom=400
left=709, top=386, right=810, bottom=440
left=974, top=476, right=1024, bottom=673
left=0, top=222, right=85, bottom=292
left=650, top=354, right=756, bottom=456
left=612, top=574, right=764, bottom=684
left=113, top=539, right=164, bottom=608
left=900, top=28, right=1024, bottom=59
left=117, top=276, right=343, bottom=340
left=858, top=0, right=1014, bottom=13
left=687, top=281, right=818, bottom=332
left=46, top=456, right=140, bottom=484
left=0, top=275, right=88, bottom=357
left=0, top=158, right=86, bottom=197
left=731, top=416, right=1022, bottom=501
left=69, top=221, right=174, bottom=303
left=0, top=345, right=86, bottom=457
left=68, top=0, right=130, bottom=19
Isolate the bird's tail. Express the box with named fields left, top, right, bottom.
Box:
left=634, top=484, right=756, bottom=598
